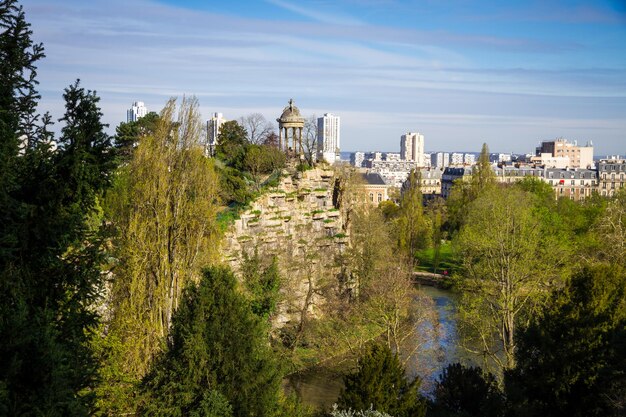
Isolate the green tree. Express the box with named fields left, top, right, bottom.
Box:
left=591, top=188, right=626, bottom=266
left=243, top=144, right=286, bottom=191
left=338, top=343, right=425, bottom=417
left=396, top=169, right=432, bottom=264
left=470, top=143, right=495, bottom=194
left=506, top=264, right=626, bottom=417
left=107, top=97, right=221, bottom=383
left=242, top=252, right=281, bottom=320
left=429, top=363, right=504, bottom=417
left=447, top=143, right=495, bottom=233
left=113, top=111, right=159, bottom=162
left=0, top=9, right=116, bottom=409
left=140, top=266, right=281, bottom=417
left=215, top=120, right=248, bottom=168
left=455, top=186, right=566, bottom=372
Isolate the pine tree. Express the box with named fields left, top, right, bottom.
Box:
left=0, top=9, right=116, bottom=411
left=140, top=266, right=281, bottom=417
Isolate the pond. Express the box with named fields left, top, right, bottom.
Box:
left=286, top=284, right=478, bottom=409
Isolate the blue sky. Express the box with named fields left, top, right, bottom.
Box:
left=22, top=0, right=626, bottom=154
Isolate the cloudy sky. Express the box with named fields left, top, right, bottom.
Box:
left=22, top=0, right=626, bottom=155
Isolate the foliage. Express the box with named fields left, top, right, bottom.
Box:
left=429, top=363, right=504, bottom=417
left=242, top=251, right=281, bottom=320
left=106, top=97, right=221, bottom=384
left=591, top=188, right=626, bottom=266
left=470, top=143, right=495, bottom=194
left=396, top=169, right=432, bottom=263
left=215, top=120, right=248, bottom=168
left=455, top=186, right=567, bottom=372
left=505, top=264, right=626, bottom=417
left=0, top=4, right=115, bottom=412
left=330, top=404, right=394, bottom=417
left=446, top=143, right=494, bottom=233
left=243, top=143, right=286, bottom=190
left=338, top=343, right=425, bottom=417
left=113, top=111, right=159, bottom=162
left=140, top=266, right=281, bottom=417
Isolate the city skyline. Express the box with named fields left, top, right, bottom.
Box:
left=23, top=0, right=626, bottom=155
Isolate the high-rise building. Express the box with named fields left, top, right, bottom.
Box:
left=317, top=113, right=340, bottom=164
left=450, top=152, right=465, bottom=166
left=127, top=101, right=147, bottom=122
left=400, top=132, right=424, bottom=164
left=431, top=152, right=450, bottom=168
left=207, top=112, right=227, bottom=156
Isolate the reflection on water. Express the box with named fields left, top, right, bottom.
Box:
left=286, top=285, right=472, bottom=408
left=284, top=367, right=344, bottom=410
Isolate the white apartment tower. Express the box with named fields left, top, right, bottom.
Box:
left=207, top=112, right=227, bottom=156
left=400, top=132, right=425, bottom=164
left=127, top=101, right=148, bottom=122
left=317, top=113, right=340, bottom=164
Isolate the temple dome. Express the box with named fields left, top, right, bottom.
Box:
left=277, top=99, right=304, bottom=125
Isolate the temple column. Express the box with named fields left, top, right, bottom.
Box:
left=278, top=128, right=282, bottom=151
left=299, top=127, right=303, bottom=155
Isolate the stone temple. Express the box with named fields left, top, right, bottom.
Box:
left=276, top=99, right=305, bottom=155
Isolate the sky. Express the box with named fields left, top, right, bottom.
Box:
left=21, top=0, right=626, bottom=155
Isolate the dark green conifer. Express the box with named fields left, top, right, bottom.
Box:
left=141, top=266, right=281, bottom=417
left=338, top=343, right=425, bottom=417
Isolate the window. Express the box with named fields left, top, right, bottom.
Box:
left=377, top=193, right=382, bottom=203
left=369, top=193, right=374, bottom=202
left=571, top=180, right=575, bottom=185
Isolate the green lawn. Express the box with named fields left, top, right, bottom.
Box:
left=415, top=241, right=459, bottom=274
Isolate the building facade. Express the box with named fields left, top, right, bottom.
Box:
left=598, top=157, right=626, bottom=197
left=431, top=152, right=450, bottom=168
left=360, top=172, right=390, bottom=205
left=207, top=112, right=227, bottom=156
left=317, top=113, right=340, bottom=164
left=536, top=138, right=594, bottom=169
left=127, top=101, right=147, bottom=122
left=400, top=132, right=424, bottom=164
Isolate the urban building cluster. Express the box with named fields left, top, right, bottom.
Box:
left=125, top=102, right=623, bottom=203
left=350, top=133, right=624, bottom=204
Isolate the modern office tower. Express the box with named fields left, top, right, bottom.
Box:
left=317, top=113, right=340, bottom=164
left=535, top=138, right=594, bottom=169
left=431, top=152, right=450, bottom=168
left=400, top=132, right=424, bottom=164
left=207, top=112, right=227, bottom=156
left=127, top=101, right=147, bottom=122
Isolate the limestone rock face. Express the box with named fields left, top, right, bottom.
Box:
left=223, top=167, right=350, bottom=327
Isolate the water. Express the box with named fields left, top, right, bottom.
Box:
left=287, top=284, right=469, bottom=409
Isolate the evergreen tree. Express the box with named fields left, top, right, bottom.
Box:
left=113, top=111, right=159, bottom=162
left=338, top=343, right=425, bottom=417
left=506, top=264, right=626, bottom=417
left=140, top=266, right=281, bottom=417
left=0, top=8, right=115, bottom=410
left=215, top=120, right=248, bottom=169
left=429, top=363, right=504, bottom=417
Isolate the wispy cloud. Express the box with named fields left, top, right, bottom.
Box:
left=264, top=0, right=363, bottom=25
left=21, top=0, right=626, bottom=155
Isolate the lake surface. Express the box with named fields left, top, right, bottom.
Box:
left=287, top=284, right=475, bottom=409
